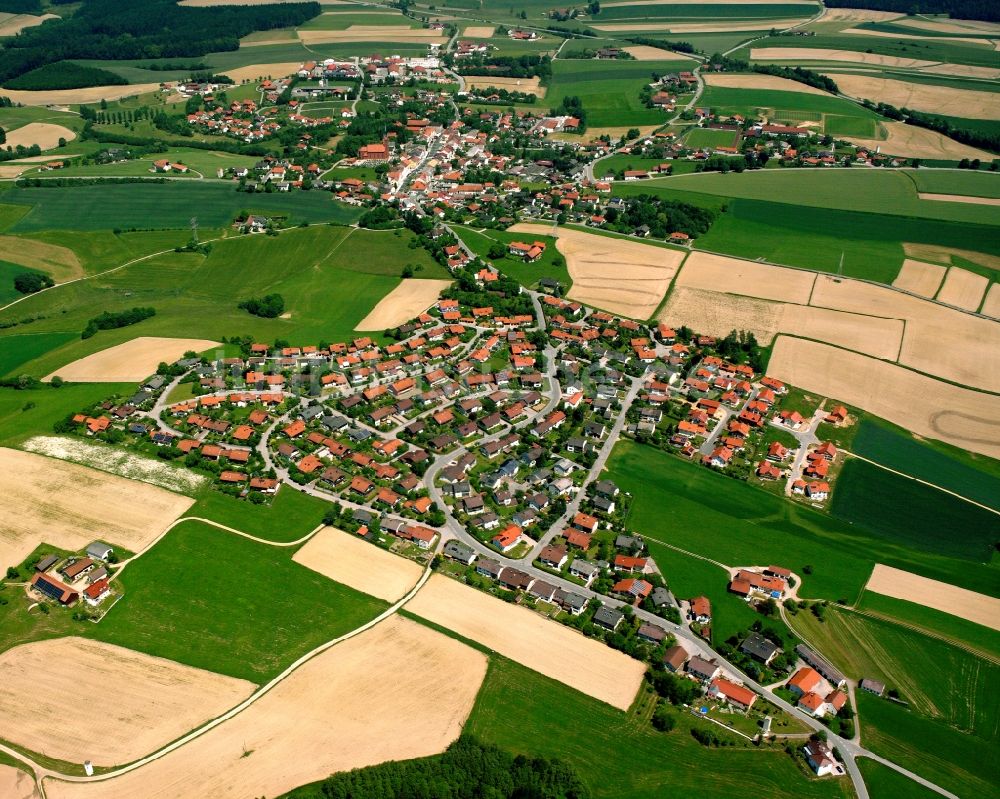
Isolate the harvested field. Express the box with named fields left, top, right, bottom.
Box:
left=0, top=234, right=82, bottom=282
left=355, top=278, right=452, bottom=331
left=563, top=124, right=659, bottom=141
left=936, top=267, right=989, bottom=311
left=904, top=243, right=1000, bottom=271
left=703, top=72, right=831, bottom=95
left=865, top=565, right=1000, bottom=632
left=898, top=17, right=1000, bottom=36
left=828, top=73, right=1000, bottom=120
left=767, top=336, right=1000, bottom=459
left=892, top=259, right=946, bottom=298
left=847, top=120, right=994, bottom=161
left=623, top=45, right=691, bottom=60
left=179, top=0, right=311, bottom=4
left=45, top=336, right=221, bottom=383
left=510, top=223, right=684, bottom=319
left=463, top=25, right=496, bottom=37
left=842, top=26, right=987, bottom=46
left=919, top=192, right=1000, bottom=206
left=293, top=526, right=423, bottom=602
left=920, top=63, right=1000, bottom=80
left=819, top=7, right=903, bottom=23
left=0, top=85, right=160, bottom=106
left=3, top=123, right=75, bottom=150
left=47, top=616, right=486, bottom=799
left=464, top=75, right=546, bottom=97
left=0, top=766, right=37, bottom=799
left=298, top=27, right=446, bottom=44
left=595, top=20, right=805, bottom=32
left=0, top=447, right=192, bottom=571
left=0, top=12, right=56, bottom=37
left=750, top=47, right=935, bottom=68
left=812, top=275, right=1000, bottom=391
left=658, top=286, right=903, bottom=359
left=603, top=0, right=817, bottom=4
left=406, top=573, right=645, bottom=710
left=981, top=285, right=1000, bottom=319
left=220, top=62, right=303, bottom=83
left=810, top=274, right=1000, bottom=393
left=674, top=251, right=816, bottom=304
left=0, top=638, right=253, bottom=766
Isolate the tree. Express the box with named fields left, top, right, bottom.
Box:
left=14, top=271, right=54, bottom=294
left=50, top=375, right=64, bottom=388
left=238, top=293, right=285, bottom=318
left=626, top=127, right=640, bottom=139
left=0, top=126, right=5, bottom=145
left=652, top=702, right=676, bottom=732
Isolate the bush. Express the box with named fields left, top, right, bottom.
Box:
left=13, top=271, right=54, bottom=294
left=238, top=293, right=284, bottom=318
left=81, top=306, right=155, bottom=339
left=652, top=702, right=676, bottom=732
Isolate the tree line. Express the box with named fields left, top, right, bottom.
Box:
left=864, top=99, right=1000, bottom=154
left=81, top=307, right=156, bottom=339
left=0, top=0, right=322, bottom=85
left=280, top=736, right=589, bottom=799
left=5, top=62, right=126, bottom=91
left=711, top=54, right=839, bottom=94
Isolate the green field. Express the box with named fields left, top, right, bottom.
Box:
left=850, top=416, right=1000, bottom=512
left=595, top=2, right=815, bottom=21
left=698, top=85, right=880, bottom=137
left=0, top=260, right=47, bottom=305
left=189, top=487, right=329, bottom=544
left=546, top=59, right=697, bottom=129
left=606, top=441, right=998, bottom=599
left=612, top=184, right=1000, bottom=281
left=22, top=149, right=261, bottom=180
left=0, top=382, right=131, bottom=447
left=0, top=331, right=78, bottom=377
left=91, top=520, right=386, bottom=682
left=0, top=183, right=361, bottom=233
left=904, top=169, right=1000, bottom=199
left=455, top=226, right=572, bottom=292
left=742, top=33, right=1000, bottom=69
left=830, top=459, right=999, bottom=564
left=594, top=153, right=672, bottom=177
left=789, top=605, right=998, bottom=737
left=298, top=12, right=415, bottom=30
left=685, top=126, right=741, bottom=150
left=0, top=226, right=448, bottom=376
left=856, top=691, right=998, bottom=799
left=856, top=592, right=1000, bottom=663
left=630, top=169, right=999, bottom=226
left=857, top=759, right=949, bottom=799
left=464, top=656, right=853, bottom=799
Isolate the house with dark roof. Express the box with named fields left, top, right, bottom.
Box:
left=593, top=605, right=623, bottom=631
left=741, top=632, right=780, bottom=665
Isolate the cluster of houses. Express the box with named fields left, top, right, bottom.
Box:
left=28, top=541, right=117, bottom=610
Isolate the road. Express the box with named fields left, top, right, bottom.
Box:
left=778, top=407, right=826, bottom=496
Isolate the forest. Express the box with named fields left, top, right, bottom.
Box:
left=0, top=0, right=43, bottom=13
left=281, top=736, right=589, bottom=799
left=825, top=0, right=999, bottom=23
left=0, top=0, right=321, bottom=86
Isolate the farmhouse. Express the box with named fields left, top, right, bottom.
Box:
left=30, top=573, right=78, bottom=605
left=708, top=678, right=756, bottom=712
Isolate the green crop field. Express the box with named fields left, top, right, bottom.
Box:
left=606, top=441, right=998, bottom=599
left=613, top=184, right=1000, bottom=282
left=464, top=657, right=853, bottom=799
left=850, top=416, right=1000, bottom=512
left=90, top=520, right=386, bottom=683
left=904, top=169, right=1000, bottom=199
left=632, top=169, right=999, bottom=226
left=0, top=226, right=448, bottom=376
left=857, top=759, right=948, bottom=799
left=0, top=331, right=78, bottom=378
left=789, top=605, right=999, bottom=737
left=0, top=105, right=85, bottom=136
left=830, top=459, right=999, bottom=563
left=685, top=127, right=741, bottom=149
left=0, top=183, right=362, bottom=233
left=22, top=149, right=260, bottom=181
left=856, top=691, right=998, bottom=799
left=0, top=260, right=46, bottom=305
left=298, top=12, right=415, bottom=30
left=455, top=226, right=572, bottom=292
left=741, top=33, right=1000, bottom=69
left=698, top=85, right=880, bottom=137
left=546, top=60, right=696, bottom=128
left=595, top=3, right=816, bottom=21
left=856, top=592, right=1000, bottom=662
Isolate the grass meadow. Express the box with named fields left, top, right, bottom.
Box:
left=91, top=519, right=387, bottom=683
left=455, top=226, right=572, bottom=291
left=857, top=758, right=949, bottom=799
left=594, top=2, right=815, bottom=21
left=0, top=382, right=132, bottom=446
left=188, top=486, right=329, bottom=544
left=0, top=226, right=445, bottom=376
left=465, top=656, right=853, bottom=799
left=547, top=60, right=697, bottom=129
left=741, top=33, right=999, bottom=68
left=605, top=441, right=998, bottom=600
left=904, top=169, right=1000, bottom=199
left=685, top=127, right=741, bottom=150
left=0, top=183, right=361, bottom=233
left=830, top=459, right=998, bottom=564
